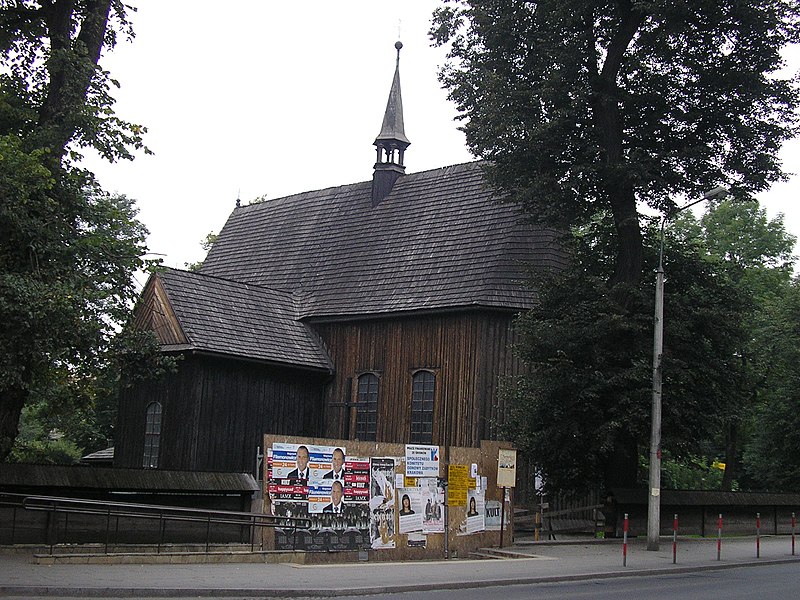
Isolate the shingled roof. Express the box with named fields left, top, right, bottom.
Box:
left=202, top=162, right=565, bottom=319
left=152, top=268, right=332, bottom=372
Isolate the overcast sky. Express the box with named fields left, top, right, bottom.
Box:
left=83, top=2, right=800, bottom=284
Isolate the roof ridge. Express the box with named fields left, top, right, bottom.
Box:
left=235, top=161, right=485, bottom=211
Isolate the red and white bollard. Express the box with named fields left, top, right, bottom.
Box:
left=623, top=513, right=629, bottom=566
left=792, top=512, right=796, bottom=556
left=672, top=513, right=678, bottom=564
left=756, top=512, right=761, bottom=558
left=717, top=513, right=723, bottom=561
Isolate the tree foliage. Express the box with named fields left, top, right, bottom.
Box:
left=0, top=0, right=160, bottom=460
left=433, top=0, right=800, bottom=493
left=742, top=278, right=800, bottom=491
left=432, top=0, right=800, bottom=286
left=504, top=216, right=746, bottom=493
left=681, top=200, right=795, bottom=489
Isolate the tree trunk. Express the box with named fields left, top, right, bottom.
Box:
left=36, top=0, right=113, bottom=165
left=721, top=421, right=738, bottom=491
left=604, top=435, right=640, bottom=490
left=591, top=6, right=645, bottom=290
left=589, top=8, right=646, bottom=485
left=0, top=384, right=29, bottom=461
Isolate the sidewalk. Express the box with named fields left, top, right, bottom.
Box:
left=0, top=535, right=798, bottom=597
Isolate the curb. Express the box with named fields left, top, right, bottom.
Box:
left=1, top=557, right=798, bottom=597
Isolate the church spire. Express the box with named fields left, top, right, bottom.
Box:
left=372, top=41, right=410, bottom=206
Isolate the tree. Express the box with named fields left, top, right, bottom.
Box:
left=432, top=0, right=800, bottom=488
left=688, top=200, right=795, bottom=489
left=0, top=0, right=154, bottom=460
left=743, top=278, right=800, bottom=491
left=432, top=0, right=799, bottom=288
left=185, top=231, right=218, bottom=272
left=503, top=217, right=745, bottom=493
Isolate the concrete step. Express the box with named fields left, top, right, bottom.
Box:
left=474, top=547, right=533, bottom=559
left=468, top=550, right=504, bottom=560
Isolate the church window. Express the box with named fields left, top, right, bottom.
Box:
left=410, top=370, right=435, bottom=444
left=355, top=373, right=379, bottom=441
left=142, top=401, right=162, bottom=468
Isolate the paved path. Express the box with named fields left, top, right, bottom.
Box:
left=0, top=536, right=798, bottom=597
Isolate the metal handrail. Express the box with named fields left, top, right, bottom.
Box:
left=10, top=494, right=310, bottom=555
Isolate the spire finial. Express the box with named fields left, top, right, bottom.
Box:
left=236, top=189, right=241, bottom=208
left=372, top=40, right=410, bottom=206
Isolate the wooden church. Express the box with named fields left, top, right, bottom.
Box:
left=114, top=43, right=565, bottom=474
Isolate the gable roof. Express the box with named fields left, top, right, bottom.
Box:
left=142, top=268, right=332, bottom=372
left=201, top=162, right=565, bottom=320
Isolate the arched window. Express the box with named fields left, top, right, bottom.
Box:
left=355, top=373, right=379, bottom=441
left=410, top=370, right=435, bottom=444
left=142, top=401, right=162, bottom=468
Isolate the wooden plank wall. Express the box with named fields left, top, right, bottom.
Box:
left=312, top=310, right=523, bottom=447
left=132, top=276, right=187, bottom=345
left=262, top=434, right=514, bottom=561
left=115, top=355, right=327, bottom=473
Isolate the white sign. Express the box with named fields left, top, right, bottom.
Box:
left=497, top=449, right=517, bottom=488
left=405, top=444, right=440, bottom=477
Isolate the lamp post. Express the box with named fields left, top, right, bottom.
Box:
left=647, top=185, right=729, bottom=551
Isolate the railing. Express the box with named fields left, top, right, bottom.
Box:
left=1, top=493, right=310, bottom=555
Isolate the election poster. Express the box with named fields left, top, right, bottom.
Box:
left=269, top=442, right=369, bottom=551
left=397, top=487, right=423, bottom=534
left=369, top=457, right=396, bottom=549
left=421, top=477, right=446, bottom=533
left=404, top=444, right=440, bottom=477
left=466, top=488, right=486, bottom=534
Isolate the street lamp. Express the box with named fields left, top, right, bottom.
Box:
left=646, top=185, right=729, bottom=551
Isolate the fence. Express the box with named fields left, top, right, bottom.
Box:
left=0, top=492, right=310, bottom=554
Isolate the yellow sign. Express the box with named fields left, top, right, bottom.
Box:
left=404, top=476, right=417, bottom=487
left=448, top=464, right=469, bottom=506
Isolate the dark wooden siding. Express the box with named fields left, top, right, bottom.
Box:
left=312, top=310, right=524, bottom=447
left=116, top=355, right=327, bottom=473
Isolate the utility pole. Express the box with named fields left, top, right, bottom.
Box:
left=647, top=186, right=729, bottom=551
left=647, top=219, right=665, bottom=551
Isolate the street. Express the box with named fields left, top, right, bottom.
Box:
left=328, top=563, right=798, bottom=600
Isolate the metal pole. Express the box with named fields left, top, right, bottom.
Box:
left=623, top=513, right=629, bottom=566
left=500, top=487, right=505, bottom=549
left=756, top=512, right=761, bottom=558
left=717, top=513, right=723, bottom=560
left=105, top=507, right=111, bottom=554
left=647, top=218, right=665, bottom=551
left=792, top=512, right=796, bottom=556
left=672, top=514, right=678, bottom=564
left=10, top=506, right=16, bottom=545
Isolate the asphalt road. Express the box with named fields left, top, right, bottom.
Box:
left=2, top=562, right=795, bottom=600
left=329, top=562, right=799, bottom=600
